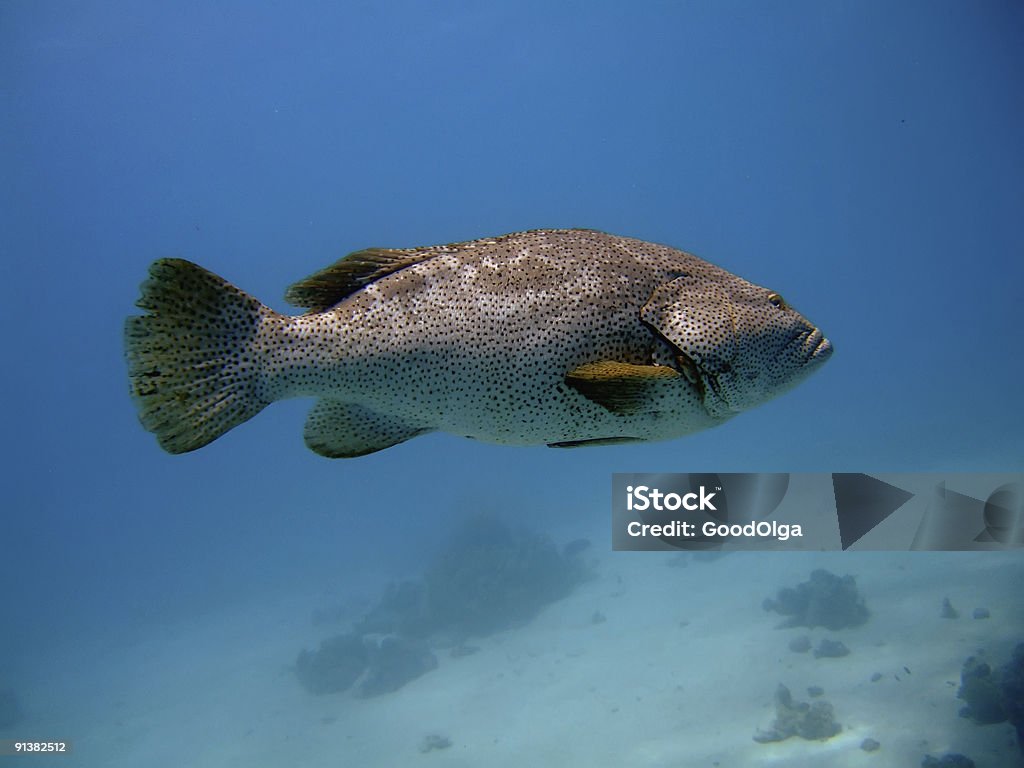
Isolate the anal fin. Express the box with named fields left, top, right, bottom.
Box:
left=565, top=360, right=681, bottom=415
left=304, top=399, right=430, bottom=458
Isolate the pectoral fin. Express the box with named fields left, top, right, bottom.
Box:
left=565, top=360, right=681, bottom=415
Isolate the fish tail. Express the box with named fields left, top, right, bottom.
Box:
left=125, top=258, right=274, bottom=454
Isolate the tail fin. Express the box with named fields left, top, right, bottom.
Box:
left=125, top=258, right=273, bottom=454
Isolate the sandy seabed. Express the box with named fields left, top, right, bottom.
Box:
left=6, top=542, right=1023, bottom=768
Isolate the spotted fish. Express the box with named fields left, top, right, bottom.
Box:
left=125, top=229, right=832, bottom=457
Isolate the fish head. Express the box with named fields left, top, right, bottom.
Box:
left=641, top=273, right=833, bottom=418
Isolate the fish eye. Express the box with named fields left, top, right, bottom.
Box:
left=768, top=292, right=788, bottom=310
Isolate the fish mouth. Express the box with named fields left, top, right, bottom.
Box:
left=805, top=329, right=833, bottom=365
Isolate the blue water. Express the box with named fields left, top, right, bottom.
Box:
left=2, top=2, right=1023, bottom=766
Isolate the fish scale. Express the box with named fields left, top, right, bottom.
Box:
left=125, top=228, right=832, bottom=457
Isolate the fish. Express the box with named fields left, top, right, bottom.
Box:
left=125, top=228, right=833, bottom=457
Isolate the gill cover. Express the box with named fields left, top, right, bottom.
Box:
left=641, top=274, right=738, bottom=372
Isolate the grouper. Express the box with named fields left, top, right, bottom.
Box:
left=125, top=228, right=832, bottom=457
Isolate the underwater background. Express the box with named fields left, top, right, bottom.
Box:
left=3, top=2, right=1023, bottom=766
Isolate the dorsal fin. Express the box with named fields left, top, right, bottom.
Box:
left=285, top=230, right=608, bottom=312
left=286, top=230, right=612, bottom=312
left=284, top=247, right=438, bottom=311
